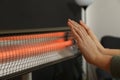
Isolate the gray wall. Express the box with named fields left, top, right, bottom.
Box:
left=87, top=0, right=120, bottom=39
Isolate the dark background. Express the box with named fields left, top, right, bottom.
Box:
left=0, top=0, right=81, bottom=30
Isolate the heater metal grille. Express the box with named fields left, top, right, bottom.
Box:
left=0, top=31, right=76, bottom=79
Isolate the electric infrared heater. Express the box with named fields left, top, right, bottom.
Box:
left=0, top=0, right=80, bottom=79
left=0, top=29, right=77, bottom=79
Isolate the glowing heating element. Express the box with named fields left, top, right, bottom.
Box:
left=0, top=32, right=65, bottom=46
left=0, top=39, right=72, bottom=63
left=0, top=32, right=73, bottom=77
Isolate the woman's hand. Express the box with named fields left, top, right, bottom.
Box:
left=67, top=19, right=112, bottom=72
left=78, top=20, right=120, bottom=56
left=67, top=19, right=102, bottom=64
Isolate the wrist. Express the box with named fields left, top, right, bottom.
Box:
left=104, top=48, right=120, bottom=56
left=104, top=48, right=111, bottom=55
left=95, top=53, right=112, bottom=72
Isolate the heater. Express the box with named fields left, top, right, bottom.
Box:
left=0, top=28, right=79, bottom=80
left=0, top=0, right=81, bottom=80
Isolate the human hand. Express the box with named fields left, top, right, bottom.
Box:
left=79, top=21, right=120, bottom=56
left=67, top=19, right=112, bottom=72
left=79, top=20, right=106, bottom=54
left=67, top=19, right=102, bottom=64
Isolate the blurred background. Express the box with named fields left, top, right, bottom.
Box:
left=0, top=0, right=120, bottom=80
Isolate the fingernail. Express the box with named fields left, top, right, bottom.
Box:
left=68, top=19, right=70, bottom=21
left=67, top=21, right=71, bottom=25
left=68, top=19, right=71, bottom=21
left=80, top=20, right=84, bottom=23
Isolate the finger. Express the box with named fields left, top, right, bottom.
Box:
left=68, top=21, right=82, bottom=40
left=68, top=19, right=91, bottom=43
left=80, top=20, right=103, bottom=48
left=73, top=26, right=87, bottom=41
left=68, top=20, right=82, bottom=41
left=80, top=20, right=90, bottom=32
left=80, top=20, right=96, bottom=37
left=68, top=19, right=80, bottom=28
left=72, top=22, right=88, bottom=39
left=80, top=20, right=98, bottom=40
left=80, top=20, right=95, bottom=37
left=71, top=27, right=82, bottom=46
left=72, top=28, right=82, bottom=42
left=67, top=22, right=72, bottom=30
left=72, top=29, right=82, bottom=49
left=68, top=20, right=88, bottom=37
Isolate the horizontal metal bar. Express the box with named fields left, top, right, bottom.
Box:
left=0, top=27, right=70, bottom=36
